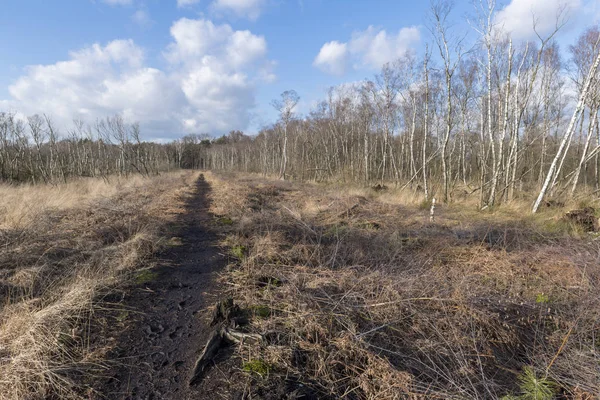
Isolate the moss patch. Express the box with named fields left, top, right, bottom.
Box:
left=216, top=216, right=234, bottom=225
left=116, top=310, right=130, bottom=323
left=135, top=269, right=159, bottom=285
left=535, top=293, right=550, bottom=304
left=243, top=359, right=271, bottom=377
left=231, top=244, right=247, bottom=260
left=252, top=304, right=271, bottom=318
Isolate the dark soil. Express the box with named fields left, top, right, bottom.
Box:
left=93, top=175, right=233, bottom=399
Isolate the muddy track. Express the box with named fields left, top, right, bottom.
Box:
left=96, top=174, right=226, bottom=399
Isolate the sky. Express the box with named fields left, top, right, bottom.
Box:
left=0, top=0, right=599, bottom=141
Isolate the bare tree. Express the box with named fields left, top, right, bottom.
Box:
left=271, top=90, right=300, bottom=180
left=533, top=35, right=600, bottom=213
left=429, top=0, right=465, bottom=202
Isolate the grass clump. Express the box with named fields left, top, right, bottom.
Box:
left=230, top=244, right=247, bottom=260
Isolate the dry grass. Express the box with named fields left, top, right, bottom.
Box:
left=0, top=171, right=200, bottom=399
left=205, top=171, right=600, bottom=399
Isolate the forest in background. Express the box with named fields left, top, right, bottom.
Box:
left=1, top=2, right=600, bottom=214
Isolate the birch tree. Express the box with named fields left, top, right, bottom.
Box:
left=532, top=36, right=600, bottom=213
left=271, top=90, right=300, bottom=180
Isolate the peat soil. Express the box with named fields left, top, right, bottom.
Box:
left=94, top=174, right=230, bottom=399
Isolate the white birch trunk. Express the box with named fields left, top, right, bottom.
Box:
left=532, top=49, right=600, bottom=213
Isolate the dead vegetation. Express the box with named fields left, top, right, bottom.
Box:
left=204, top=171, right=600, bottom=399
left=0, top=171, right=200, bottom=399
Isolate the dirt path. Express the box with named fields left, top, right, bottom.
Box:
left=96, top=174, right=226, bottom=399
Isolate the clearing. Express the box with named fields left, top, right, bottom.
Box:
left=1, top=171, right=599, bottom=399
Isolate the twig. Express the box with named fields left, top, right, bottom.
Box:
left=545, top=316, right=580, bottom=375
left=357, top=297, right=456, bottom=308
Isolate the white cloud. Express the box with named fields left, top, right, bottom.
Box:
left=227, top=30, right=267, bottom=67
left=6, top=40, right=183, bottom=137
left=313, top=41, right=348, bottom=75
left=2, top=19, right=275, bottom=139
left=165, top=18, right=235, bottom=64
left=314, top=26, right=420, bottom=75
left=350, top=26, right=420, bottom=69
left=211, top=0, right=266, bottom=20
left=165, top=18, right=271, bottom=133
left=495, top=0, right=582, bottom=40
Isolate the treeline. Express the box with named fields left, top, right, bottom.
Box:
left=2, top=3, right=600, bottom=214
left=0, top=113, right=179, bottom=183
left=0, top=111, right=243, bottom=183
left=199, top=15, right=600, bottom=213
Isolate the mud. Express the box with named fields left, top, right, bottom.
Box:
left=94, top=175, right=228, bottom=399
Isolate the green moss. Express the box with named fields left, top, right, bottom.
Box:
left=116, top=310, right=130, bottom=323
left=535, top=293, right=550, bottom=304
left=231, top=244, right=247, bottom=260
left=217, top=216, right=234, bottom=225
left=243, top=359, right=271, bottom=377
left=252, top=305, right=271, bottom=318
left=135, top=269, right=158, bottom=285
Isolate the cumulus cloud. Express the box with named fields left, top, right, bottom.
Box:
left=164, top=18, right=268, bottom=67
left=350, top=26, right=420, bottom=69
left=314, top=26, right=420, bottom=75
left=165, top=18, right=270, bottom=133
left=6, top=40, right=184, bottom=137
left=313, top=41, right=348, bottom=75
left=211, top=0, right=266, bottom=20
left=165, top=18, right=235, bottom=63
left=2, top=19, right=275, bottom=139
left=495, top=0, right=582, bottom=40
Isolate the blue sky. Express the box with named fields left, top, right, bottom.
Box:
left=0, top=0, right=599, bottom=140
